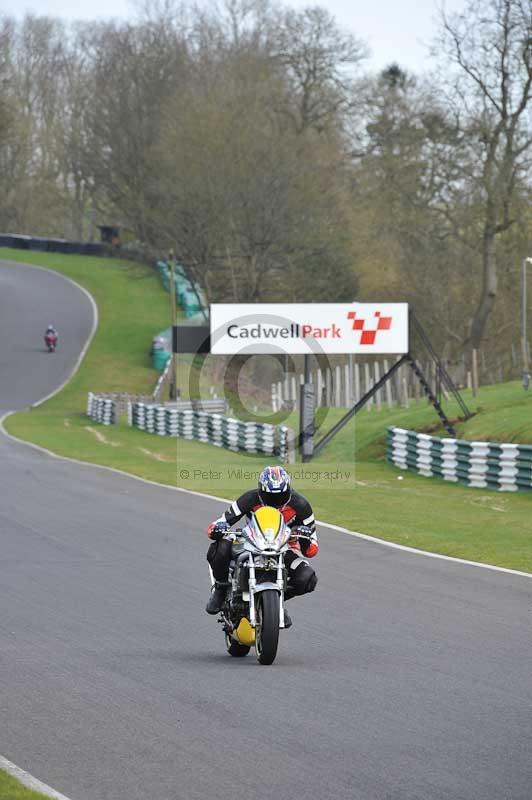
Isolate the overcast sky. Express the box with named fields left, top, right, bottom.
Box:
left=1, top=0, right=467, bottom=75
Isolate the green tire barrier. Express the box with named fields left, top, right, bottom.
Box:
left=156, top=260, right=207, bottom=320
left=128, top=402, right=290, bottom=460
left=386, top=426, right=532, bottom=492
left=152, top=348, right=171, bottom=371
left=87, top=393, right=117, bottom=425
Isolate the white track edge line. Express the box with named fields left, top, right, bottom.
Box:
left=0, top=755, right=74, bottom=800
left=2, top=258, right=530, bottom=583
left=1, top=412, right=531, bottom=581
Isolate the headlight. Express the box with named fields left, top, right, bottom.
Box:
left=253, top=555, right=279, bottom=569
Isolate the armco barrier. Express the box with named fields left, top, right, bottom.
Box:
left=386, top=426, right=532, bottom=492
left=0, top=233, right=106, bottom=256
left=128, top=402, right=291, bottom=460
left=170, top=398, right=228, bottom=414
left=87, top=393, right=117, bottom=425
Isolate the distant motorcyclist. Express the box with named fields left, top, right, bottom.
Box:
left=44, top=325, right=58, bottom=351
left=205, top=466, right=319, bottom=626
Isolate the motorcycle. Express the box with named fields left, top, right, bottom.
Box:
left=44, top=333, right=58, bottom=352
left=210, top=506, right=292, bottom=665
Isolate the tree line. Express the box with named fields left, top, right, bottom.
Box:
left=0, top=0, right=531, bottom=363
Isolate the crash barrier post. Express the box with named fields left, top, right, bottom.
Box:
left=128, top=402, right=291, bottom=460
left=386, top=426, right=532, bottom=492
left=87, top=392, right=117, bottom=425
left=153, top=356, right=173, bottom=401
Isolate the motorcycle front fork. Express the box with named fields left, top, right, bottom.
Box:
left=246, top=557, right=287, bottom=629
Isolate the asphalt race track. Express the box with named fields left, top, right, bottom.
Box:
left=1, top=258, right=532, bottom=800
left=0, top=260, right=94, bottom=410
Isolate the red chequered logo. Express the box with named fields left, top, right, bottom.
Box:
left=347, top=311, right=392, bottom=345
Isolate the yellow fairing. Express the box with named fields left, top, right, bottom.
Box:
left=254, top=506, right=282, bottom=537
left=235, top=617, right=255, bottom=646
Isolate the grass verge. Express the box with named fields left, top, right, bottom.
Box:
left=0, top=768, right=58, bottom=800
left=3, top=248, right=532, bottom=572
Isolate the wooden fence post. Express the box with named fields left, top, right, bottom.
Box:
left=374, top=361, right=382, bottom=411
left=335, top=365, right=342, bottom=407
left=364, top=362, right=373, bottom=410
left=354, top=363, right=361, bottom=404
left=316, top=371, right=323, bottom=408
left=401, top=365, right=409, bottom=407
left=383, top=359, right=393, bottom=409
left=344, top=364, right=350, bottom=408
left=326, top=369, right=332, bottom=406
left=472, top=349, right=479, bottom=397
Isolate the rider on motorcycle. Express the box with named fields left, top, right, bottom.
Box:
left=205, top=466, right=319, bottom=626
left=44, top=324, right=58, bottom=340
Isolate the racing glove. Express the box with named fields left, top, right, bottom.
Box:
left=291, top=525, right=319, bottom=558
left=207, top=520, right=230, bottom=541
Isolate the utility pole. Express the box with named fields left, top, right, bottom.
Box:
left=521, top=257, right=532, bottom=390
left=168, top=249, right=178, bottom=401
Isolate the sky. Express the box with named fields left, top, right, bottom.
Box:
left=0, top=0, right=468, bottom=75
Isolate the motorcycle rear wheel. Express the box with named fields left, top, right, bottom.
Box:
left=255, top=590, right=280, bottom=665
left=224, top=632, right=250, bottom=658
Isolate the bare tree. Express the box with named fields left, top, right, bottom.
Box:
left=0, top=15, right=67, bottom=234
left=435, top=0, right=532, bottom=352
left=86, top=18, right=189, bottom=242
left=271, top=6, right=368, bottom=133
left=155, top=46, right=357, bottom=303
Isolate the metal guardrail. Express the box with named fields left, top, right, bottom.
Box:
left=167, top=398, right=228, bottom=414
left=0, top=233, right=106, bottom=256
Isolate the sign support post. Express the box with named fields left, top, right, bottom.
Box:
left=300, top=354, right=315, bottom=462
left=168, top=251, right=178, bottom=401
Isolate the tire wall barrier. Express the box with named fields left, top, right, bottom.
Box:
left=128, top=402, right=291, bottom=460
left=156, top=260, right=207, bottom=321
left=386, top=426, right=532, bottom=492
left=87, top=393, right=117, bottom=425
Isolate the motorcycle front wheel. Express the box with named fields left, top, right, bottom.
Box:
left=255, top=589, right=280, bottom=665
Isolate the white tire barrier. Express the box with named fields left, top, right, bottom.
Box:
left=387, top=426, right=532, bottom=492
left=128, top=402, right=291, bottom=460
left=87, top=392, right=117, bottom=425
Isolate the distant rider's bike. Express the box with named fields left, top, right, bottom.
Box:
left=44, top=333, right=58, bottom=352
left=209, top=506, right=292, bottom=665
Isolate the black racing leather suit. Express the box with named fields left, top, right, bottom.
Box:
left=206, top=489, right=319, bottom=600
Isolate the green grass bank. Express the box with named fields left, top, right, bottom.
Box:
left=3, top=248, right=532, bottom=572
left=0, top=768, right=58, bottom=800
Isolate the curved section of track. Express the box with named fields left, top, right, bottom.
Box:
left=1, top=259, right=532, bottom=800
left=0, top=260, right=95, bottom=412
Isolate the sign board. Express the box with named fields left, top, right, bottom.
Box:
left=176, top=325, right=210, bottom=354
left=210, top=303, right=408, bottom=355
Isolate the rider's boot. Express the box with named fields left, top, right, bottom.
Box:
left=283, top=587, right=297, bottom=628
left=206, top=581, right=229, bottom=615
